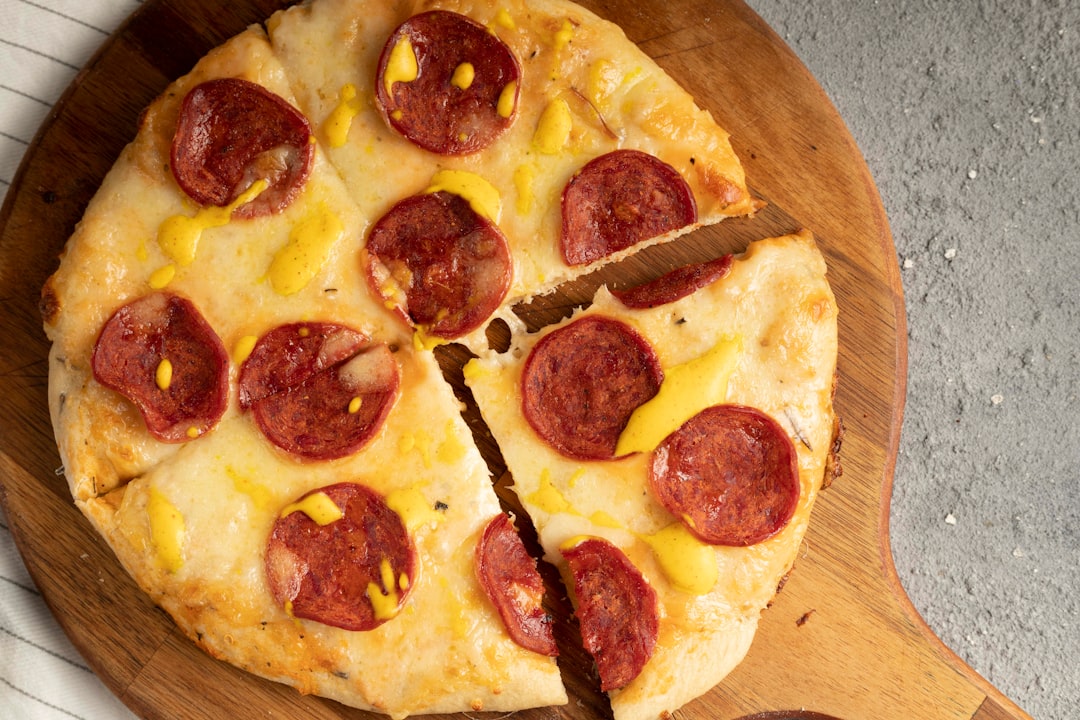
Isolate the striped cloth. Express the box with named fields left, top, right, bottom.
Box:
left=2, top=4, right=144, bottom=718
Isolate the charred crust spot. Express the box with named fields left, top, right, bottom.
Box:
left=694, top=162, right=743, bottom=206
left=822, top=373, right=844, bottom=489
left=39, top=280, right=61, bottom=325
left=823, top=414, right=845, bottom=489
left=767, top=571, right=793, bottom=609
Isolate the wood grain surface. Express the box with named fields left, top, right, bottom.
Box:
left=0, top=1, right=1033, bottom=719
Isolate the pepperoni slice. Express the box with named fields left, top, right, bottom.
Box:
left=266, top=483, right=416, bottom=631
left=365, top=191, right=511, bottom=339
left=612, top=255, right=733, bottom=309
left=521, top=315, right=663, bottom=461
left=91, top=293, right=228, bottom=443
left=560, top=149, right=697, bottom=267
left=170, top=77, right=314, bottom=218
left=375, top=10, right=521, bottom=155
left=649, top=405, right=800, bottom=546
left=561, top=537, right=658, bottom=691
left=239, top=323, right=399, bottom=460
left=475, top=514, right=558, bottom=657
left=237, top=323, right=366, bottom=410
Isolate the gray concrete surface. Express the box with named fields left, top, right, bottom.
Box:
left=746, top=2, right=1079, bottom=718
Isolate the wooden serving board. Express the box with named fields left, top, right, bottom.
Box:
left=0, top=1, right=1032, bottom=719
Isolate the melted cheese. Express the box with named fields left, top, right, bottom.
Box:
left=227, top=466, right=274, bottom=513
left=525, top=467, right=717, bottom=593
left=615, top=335, right=742, bottom=455
left=398, top=430, right=433, bottom=467
left=436, top=421, right=468, bottom=464
left=526, top=469, right=573, bottom=514
left=552, top=18, right=574, bottom=52
left=411, top=325, right=447, bottom=352
left=147, top=487, right=185, bottom=573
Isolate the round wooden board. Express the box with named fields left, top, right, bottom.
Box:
left=0, top=1, right=1031, bottom=719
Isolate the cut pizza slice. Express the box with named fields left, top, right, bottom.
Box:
left=81, top=341, right=566, bottom=717
left=465, top=231, right=841, bottom=720
left=267, top=0, right=760, bottom=352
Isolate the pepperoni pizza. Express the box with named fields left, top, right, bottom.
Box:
left=38, top=0, right=839, bottom=718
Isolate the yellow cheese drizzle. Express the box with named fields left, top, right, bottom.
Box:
left=227, top=466, right=274, bottom=513
left=147, top=487, right=185, bottom=574
left=450, top=62, right=475, bottom=90
left=367, top=557, right=405, bottom=621
left=494, top=8, right=516, bottom=31
left=553, top=19, right=574, bottom=52
left=534, top=98, right=573, bottom=155
left=496, top=80, right=517, bottom=119
left=157, top=179, right=268, bottom=266
left=383, top=36, right=418, bottom=96
left=154, top=358, right=173, bottom=391
left=424, top=169, right=502, bottom=223
left=148, top=264, right=176, bottom=290
left=641, top=522, right=718, bottom=595
left=324, top=83, right=362, bottom=148
left=386, top=486, right=444, bottom=532
left=279, top=491, right=344, bottom=526
left=615, top=335, right=743, bottom=456
left=232, top=335, right=258, bottom=365
left=267, top=202, right=344, bottom=296
left=412, top=325, right=447, bottom=352
left=513, top=162, right=537, bottom=215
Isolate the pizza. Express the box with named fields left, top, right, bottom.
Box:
left=37, top=0, right=839, bottom=718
